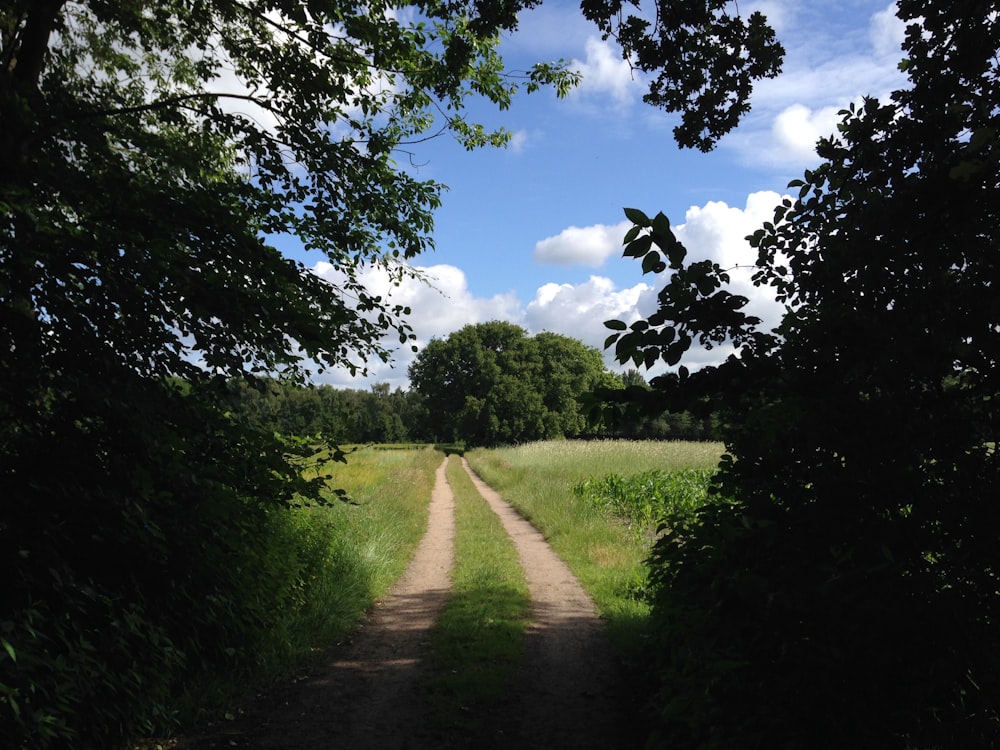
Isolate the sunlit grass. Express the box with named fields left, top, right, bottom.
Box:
left=313, top=446, right=439, bottom=594
left=169, top=446, right=440, bottom=730
left=465, top=440, right=724, bottom=652
left=164, top=440, right=723, bottom=741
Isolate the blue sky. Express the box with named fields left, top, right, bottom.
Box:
left=290, top=0, right=908, bottom=389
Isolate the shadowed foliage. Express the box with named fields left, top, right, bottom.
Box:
left=1, top=1, right=782, bottom=746
left=604, top=2, right=1000, bottom=747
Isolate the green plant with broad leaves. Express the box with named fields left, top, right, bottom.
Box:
left=572, top=468, right=716, bottom=537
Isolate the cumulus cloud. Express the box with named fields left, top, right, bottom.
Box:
left=525, top=276, right=653, bottom=351
left=744, top=0, right=793, bottom=33
left=569, top=37, right=641, bottom=107
left=309, top=261, right=522, bottom=389
left=771, top=103, right=844, bottom=163
left=523, top=191, right=788, bottom=375
left=308, top=191, right=789, bottom=388
left=673, top=191, right=786, bottom=332
left=724, top=2, right=908, bottom=171
left=526, top=192, right=789, bottom=375
left=533, top=221, right=631, bottom=267
left=870, top=2, right=907, bottom=57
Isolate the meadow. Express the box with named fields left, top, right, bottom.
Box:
left=465, top=440, right=723, bottom=650
left=156, top=440, right=723, bottom=741
left=426, top=440, right=724, bottom=738
left=225, top=439, right=724, bottom=706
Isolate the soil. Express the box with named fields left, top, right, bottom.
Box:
left=171, top=457, right=643, bottom=750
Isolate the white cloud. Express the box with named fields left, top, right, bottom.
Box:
left=723, top=2, right=908, bottom=171
left=673, top=191, right=785, bottom=332
left=307, top=191, right=789, bottom=388
left=525, top=275, right=652, bottom=352
left=508, top=129, right=530, bottom=153
left=870, top=2, right=907, bottom=57
left=771, top=103, right=844, bottom=162
left=309, top=261, right=522, bottom=389
left=533, top=221, right=631, bottom=267
left=526, top=191, right=787, bottom=375
left=569, top=37, right=641, bottom=107
left=744, top=1, right=793, bottom=33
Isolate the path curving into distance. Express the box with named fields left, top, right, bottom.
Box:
left=173, top=456, right=629, bottom=749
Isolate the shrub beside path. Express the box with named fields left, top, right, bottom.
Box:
left=173, top=456, right=634, bottom=749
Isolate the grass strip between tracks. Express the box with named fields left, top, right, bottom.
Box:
left=423, top=455, right=531, bottom=728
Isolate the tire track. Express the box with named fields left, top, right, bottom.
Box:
left=460, top=458, right=627, bottom=750
left=174, top=457, right=456, bottom=750
left=173, top=456, right=630, bottom=749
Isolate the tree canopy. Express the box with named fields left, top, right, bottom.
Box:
left=604, top=1, right=1000, bottom=746
left=0, top=1, right=784, bottom=745
left=408, top=322, right=614, bottom=446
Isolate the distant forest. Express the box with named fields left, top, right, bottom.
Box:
left=224, top=375, right=721, bottom=446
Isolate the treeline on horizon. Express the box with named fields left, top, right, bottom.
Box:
left=222, top=374, right=722, bottom=446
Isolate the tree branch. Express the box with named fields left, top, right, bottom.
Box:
left=8, top=0, right=65, bottom=95
left=64, top=91, right=274, bottom=121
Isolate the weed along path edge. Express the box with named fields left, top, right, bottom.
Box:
left=173, top=455, right=630, bottom=749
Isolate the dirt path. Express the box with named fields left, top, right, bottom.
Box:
left=459, top=458, right=626, bottom=749
left=173, top=457, right=633, bottom=749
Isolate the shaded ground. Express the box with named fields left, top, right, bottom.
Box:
left=173, top=457, right=639, bottom=749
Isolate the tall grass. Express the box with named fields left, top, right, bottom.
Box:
left=465, top=440, right=723, bottom=651
left=168, top=446, right=440, bottom=730
left=264, top=446, right=438, bottom=660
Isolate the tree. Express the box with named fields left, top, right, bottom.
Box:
left=408, top=322, right=609, bottom=445
left=592, top=368, right=721, bottom=439
left=605, top=1, right=1000, bottom=747
left=533, top=331, right=614, bottom=437
left=0, top=1, right=784, bottom=745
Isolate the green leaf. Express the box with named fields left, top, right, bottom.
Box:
left=604, top=319, right=628, bottom=331
left=651, top=211, right=671, bottom=237
left=624, top=234, right=653, bottom=258
left=624, top=207, right=651, bottom=226
left=642, top=250, right=663, bottom=274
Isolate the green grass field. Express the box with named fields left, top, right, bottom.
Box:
left=172, top=446, right=440, bottom=727
left=166, top=440, right=721, bottom=737
left=466, top=440, right=724, bottom=650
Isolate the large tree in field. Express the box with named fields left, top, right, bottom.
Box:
left=604, top=1, right=1000, bottom=747
left=0, top=1, right=783, bottom=746
left=408, top=322, right=612, bottom=445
